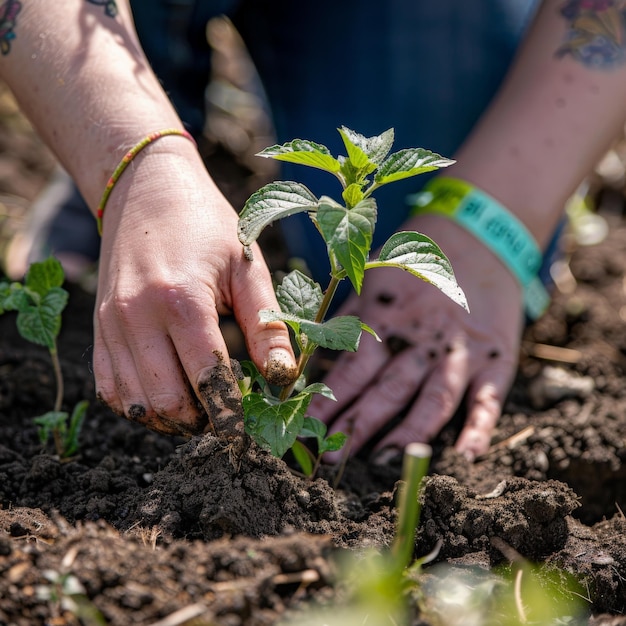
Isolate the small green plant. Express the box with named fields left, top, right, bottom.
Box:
left=237, top=127, right=468, bottom=471
left=0, top=257, right=87, bottom=458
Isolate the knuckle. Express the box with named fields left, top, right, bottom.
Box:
left=150, top=392, right=189, bottom=420
left=420, top=384, right=456, bottom=417
left=377, top=375, right=414, bottom=404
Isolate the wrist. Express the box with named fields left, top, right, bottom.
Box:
left=410, top=176, right=551, bottom=320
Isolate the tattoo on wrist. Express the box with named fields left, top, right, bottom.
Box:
left=86, top=0, right=118, bottom=18
left=558, top=0, right=626, bottom=69
left=0, top=0, right=22, bottom=56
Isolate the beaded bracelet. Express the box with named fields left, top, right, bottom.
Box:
left=96, top=128, right=196, bottom=235
left=410, top=176, right=551, bottom=320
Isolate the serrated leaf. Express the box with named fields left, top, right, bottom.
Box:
left=375, top=148, right=455, bottom=185
left=16, top=287, right=69, bottom=349
left=301, top=315, right=363, bottom=351
left=339, top=126, right=395, bottom=165
left=25, top=257, right=65, bottom=297
left=257, top=139, right=341, bottom=173
left=318, top=197, right=377, bottom=293
left=276, top=270, right=323, bottom=321
left=338, top=127, right=370, bottom=169
left=260, top=310, right=363, bottom=352
left=243, top=392, right=310, bottom=457
left=372, top=231, right=468, bottom=311
left=300, top=382, right=336, bottom=400
left=238, top=181, right=318, bottom=246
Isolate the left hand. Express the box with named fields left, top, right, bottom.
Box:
left=308, top=213, right=525, bottom=463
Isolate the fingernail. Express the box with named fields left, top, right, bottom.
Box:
left=371, top=446, right=403, bottom=467
left=265, top=348, right=298, bottom=387
left=462, top=450, right=476, bottom=463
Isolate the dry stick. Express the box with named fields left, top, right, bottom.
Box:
left=514, top=568, right=528, bottom=624
left=391, top=442, right=432, bottom=571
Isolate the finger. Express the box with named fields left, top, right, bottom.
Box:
left=308, top=330, right=390, bottom=424
left=125, top=332, right=204, bottom=434
left=374, top=339, right=469, bottom=452
left=455, top=358, right=516, bottom=461
left=321, top=345, right=433, bottom=461
left=92, top=322, right=123, bottom=415
left=230, top=249, right=297, bottom=385
left=162, top=286, right=244, bottom=440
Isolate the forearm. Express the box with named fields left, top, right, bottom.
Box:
left=0, top=0, right=189, bottom=210
left=450, top=0, right=626, bottom=249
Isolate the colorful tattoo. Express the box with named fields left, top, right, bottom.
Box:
left=558, top=0, right=626, bottom=68
left=86, top=0, right=118, bottom=18
left=0, top=0, right=21, bottom=56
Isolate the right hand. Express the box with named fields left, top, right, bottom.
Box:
left=92, top=138, right=297, bottom=437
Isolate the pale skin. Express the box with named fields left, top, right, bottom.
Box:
left=1, top=1, right=626, bottom=453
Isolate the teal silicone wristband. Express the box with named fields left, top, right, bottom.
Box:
left=410, top=177, right=550, bottom=320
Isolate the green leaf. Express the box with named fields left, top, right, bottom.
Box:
left=371, top=231, right=468, bottom=311
left=276, top=270, right=323, bottom=321
left=238, top=181, right=318, bottom=246
left=0, top=283, right=28, bottom=313
left=25, top=257, right=65, bottom=297
left=291, top=440, right=314, bottom=476
left=259, top=310, right=364, bottom=352
left=300, top=382, right=336, bottom=401
left=64, top=400, right=88, bottom=457
left=301, top=316, right=363, bottom=351
left=375, top=148, right=455, bottom=186
left=16, top=287, right=68, bottom=349
left=342, top=183, right=364, bottom=208
left=319, top=431, right=348, bottom=454
left=33, top=411, right=68, bottom=446
left=300, top=415, right=327, bottom=440
left=339, top=126, right=395, bottom=165
left=243, top=392, right=311, bottom=457
left=257, top=139, right=341, bottom=173
left=300, top=417, right=347, bottom=454
left=338, top=127, right=371, bottom=169
left=318, top=197, right=377, bottom=293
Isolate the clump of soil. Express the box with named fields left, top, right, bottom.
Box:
left=4, top=81, right=626, bottom=624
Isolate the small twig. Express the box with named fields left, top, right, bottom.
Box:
left=514, top=568, right=527, bottom=624
left=146, top=603, right=209, bottom=626
left=486, top=425, right=535, bottom=455
left=523, top=341, right=582, bottom=364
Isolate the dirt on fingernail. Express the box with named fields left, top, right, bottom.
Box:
left=264, top=356, right=298, bottom=387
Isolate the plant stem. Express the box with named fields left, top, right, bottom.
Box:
left=279, top=274, right=342, bottom=401
left=50, top=344, right=63, bottom=413
left=391, top=442, right=432, bottom=572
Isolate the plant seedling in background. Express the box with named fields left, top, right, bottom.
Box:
left=0, top=257, right=87, bottom=458
left=237, top=127, right=468, bottom=473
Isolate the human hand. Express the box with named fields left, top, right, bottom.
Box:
left=92, top=142, right=296, bottom=439
left=309, top=213, right=524, bottom=462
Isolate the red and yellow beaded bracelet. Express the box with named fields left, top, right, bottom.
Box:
left=96, top=128, right=196, bottom=235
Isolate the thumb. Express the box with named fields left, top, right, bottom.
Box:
left=232, top=255, right=298, bottom=387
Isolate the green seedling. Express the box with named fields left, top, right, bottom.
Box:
left=237, top=126, right=468, bottom=472
left=280, top=443, right=435, bottom=625
left=0, top=257, right=87, bottom=458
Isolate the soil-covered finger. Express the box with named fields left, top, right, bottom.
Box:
left=196, top=351, right=248, bottom=454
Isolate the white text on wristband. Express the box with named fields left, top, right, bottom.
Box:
left=410, top=177, right=550, bottom=320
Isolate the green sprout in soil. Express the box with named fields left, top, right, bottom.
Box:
left=237, top=126, right=468, bottom=473
left=0, top=257, right=87, bottom=458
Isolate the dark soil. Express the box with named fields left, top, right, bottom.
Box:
left=3, top=83, right=626, bottom=625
